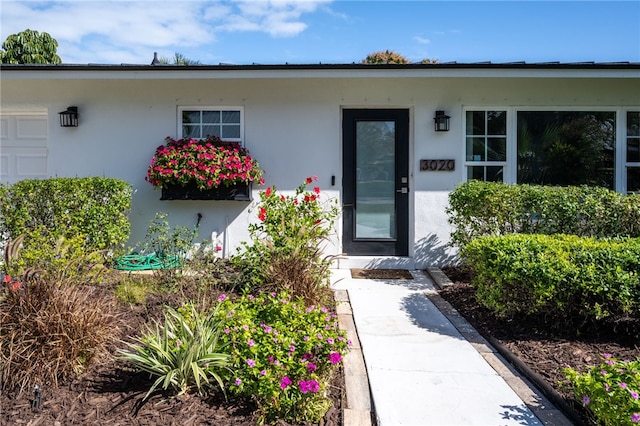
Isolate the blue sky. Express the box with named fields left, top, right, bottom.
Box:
left=1, top=1, right=638, bottom=65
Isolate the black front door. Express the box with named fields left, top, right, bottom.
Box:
left=342, top=109, right=410, bottom=256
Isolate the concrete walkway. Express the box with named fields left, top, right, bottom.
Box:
left=332, top=268, right=572, bottom=426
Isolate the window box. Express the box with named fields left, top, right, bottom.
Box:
left=146, top=135, right=264, bottom=200
left=160, top=182, right=252, bottom=201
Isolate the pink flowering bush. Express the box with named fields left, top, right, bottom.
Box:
left=564, top=354, right=640, bottom=425
left=146, top=136, right=264, bottom=190
left=216, top=291, right=350, bottom=424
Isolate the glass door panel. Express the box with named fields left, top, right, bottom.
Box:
left=355, top=121, right=396, bottom=239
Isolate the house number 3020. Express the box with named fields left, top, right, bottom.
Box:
left=420, top=159, right=455, bottom=172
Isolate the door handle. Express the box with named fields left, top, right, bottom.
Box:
left=396, top=187, right=408, bottom=194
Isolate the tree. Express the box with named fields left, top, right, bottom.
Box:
left=362, top=50, right=410, bottom=64
left=0, top=29, right=62, bottom=64
left=158, top=52, right=201, bottom=65
left=362, top=50, right=440, bottom=65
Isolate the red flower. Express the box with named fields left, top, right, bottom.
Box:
left=305, top=177, right=313, bottom=184
left=313, top=186, right=320, bottom=194
left=265, top=187, right=272, bottom=197
left=2, top=275, right=11, bottom=283
left=258, top=207, right=267, bottom=222
left=9, top=281, right=21, bottom=292
left=146, top=135, right=264, bottom=190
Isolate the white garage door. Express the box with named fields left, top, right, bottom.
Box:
left=0, top=111, right=48, bottom=185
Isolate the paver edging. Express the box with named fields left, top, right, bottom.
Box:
left=334, top=289, right=375, bottom=426
left=425, top=268, right=576, bottom=426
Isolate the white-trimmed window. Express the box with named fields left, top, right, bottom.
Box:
left=464, top=110, right=507, bottom=182
left=178, top=107, right=243, bottom=143
left=464, top=108, right=623, bottom=191
left=627, top=111, right=640, bottom=193
left=516, top=110, right=615, bottom=189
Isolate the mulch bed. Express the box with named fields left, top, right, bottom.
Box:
left=2, top=362, right=343, bottom=426
left=437, top=266, right=640, bottom=425
left=1, top=278, right=344, bottom=426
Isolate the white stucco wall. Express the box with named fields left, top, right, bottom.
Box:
left=1, top=68, right=638, bottom=267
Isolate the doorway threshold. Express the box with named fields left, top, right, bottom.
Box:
left=335, top=256, right=415, bottom=270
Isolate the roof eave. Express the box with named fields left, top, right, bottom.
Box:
left=1, top=62, right=639, bottom=80
left=2, top=61, right=640, bottom=71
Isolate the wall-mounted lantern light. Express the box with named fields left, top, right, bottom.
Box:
left=433, top=110, right=450, bottom=132
left=59, top=106, right=79, bottom=127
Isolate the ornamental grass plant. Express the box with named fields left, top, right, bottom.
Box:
left=118, top=303, right=230, bottom=400
left=263, top=242, right=335, bottom=307
left=0, top=274, right=121, bottom=394
left=1, top=235, right=120, bottom=394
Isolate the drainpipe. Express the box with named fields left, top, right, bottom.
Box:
left=224, top=216, right=230, bottom=258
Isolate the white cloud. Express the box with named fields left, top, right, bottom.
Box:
left=0, top=0, right=331, bottom=63
left=262, top=11, right=309, bottom=37
left=413, top=36, right=430, bottom=45
left=223, top=0, right=330, bottom=37
left=222, top=14, right=263, bottom=32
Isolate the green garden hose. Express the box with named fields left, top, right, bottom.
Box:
left=113, top=213, right=202, bottom=271
left=112, top=253, right=181, bottom=270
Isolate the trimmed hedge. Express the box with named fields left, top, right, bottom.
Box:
left=0, top=177, right=132, bottom=254
left=447, top=181, right=640, bottom=249
left=461, top=234, right=640, bottom=320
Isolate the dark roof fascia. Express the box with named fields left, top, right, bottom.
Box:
left=2, top=62, right=640, bottom=72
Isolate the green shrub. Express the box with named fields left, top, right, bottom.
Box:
left=139, top=212, right=197, bottom=262
left=119, top=303, right=230, bottom=400
left=0, top=275, right=121, bottom=393
left=4, top=232, right=107, bottom=280
left=216, top=291, right=350, bottom=424
left=0, top=177, right=132, bottom=268
left=447, top=181, right=640, bottom=249
left=113, top=212, right=202, bottom=290
left=461, top=234, right=640, bottom=319
left=564, top=354, right=640, bottom=425
left=233, top=177, right=339, bottom=303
